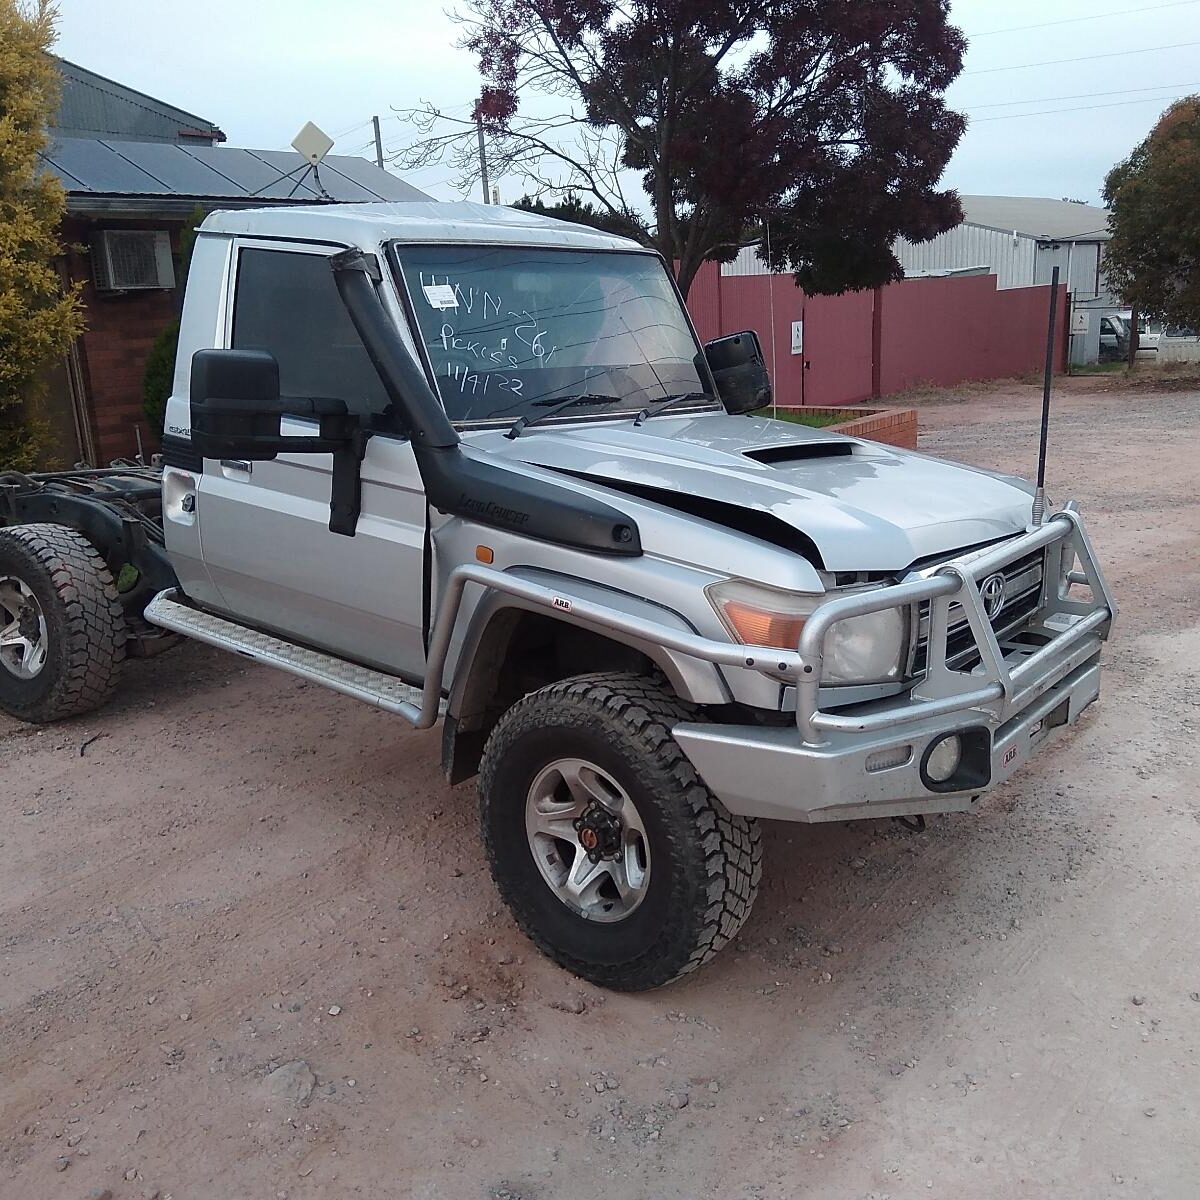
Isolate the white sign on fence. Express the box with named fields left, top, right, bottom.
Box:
left=791, top=320, right=804, bottom=355
left=1071, top=311, right=1090, bottom=334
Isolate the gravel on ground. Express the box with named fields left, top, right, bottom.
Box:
left=1, top=376, right=1197, bottom=1199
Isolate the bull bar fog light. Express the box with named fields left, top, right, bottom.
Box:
left=922, top=734, right=963, bottom=784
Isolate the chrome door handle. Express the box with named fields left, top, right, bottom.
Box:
left=221, top=459, right=252, bottom=473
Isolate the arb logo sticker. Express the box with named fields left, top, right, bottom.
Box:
left=552, top=596, right=573, bottom=613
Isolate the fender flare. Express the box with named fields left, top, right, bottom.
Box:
left=445, top=569, right=733, bottom=717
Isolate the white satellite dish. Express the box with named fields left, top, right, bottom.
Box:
left=291, top=121, right=334, bottom=166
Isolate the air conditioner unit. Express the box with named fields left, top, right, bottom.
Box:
left=91, top=230, right=175, bottom=292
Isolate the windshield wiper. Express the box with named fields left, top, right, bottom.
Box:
left=633, top=391, right=713, bottom=426
left=506, top=394, right=622, bottom=439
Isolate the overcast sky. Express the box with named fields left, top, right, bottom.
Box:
left=54, top=0, right=1200, bottom=208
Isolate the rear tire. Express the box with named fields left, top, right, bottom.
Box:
left=0, top=524, right=126, bottom=723
left=479, top=672, right=761, bottom=991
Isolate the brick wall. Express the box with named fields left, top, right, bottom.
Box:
left=791, top=406, right=918, bottom=450
left=62, top=217, right=183, bottom=464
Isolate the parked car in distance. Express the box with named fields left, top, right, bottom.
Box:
left=1098, top=314, right=1129, bottom=362
left=1110, top=311, right=1161, bottom=359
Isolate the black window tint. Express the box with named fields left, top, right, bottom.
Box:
left=232, top=248, right=390, bottom=417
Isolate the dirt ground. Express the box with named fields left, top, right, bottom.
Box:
left=3, top=377, right=1199, bottom=1200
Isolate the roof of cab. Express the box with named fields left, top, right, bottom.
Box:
left=199, top=200, right=648, bottom=254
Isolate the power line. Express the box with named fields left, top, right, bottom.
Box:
left=972, top=94, right=1193, bottom=122
left=964, top=40, right=1200, bottom=75
left=332, top=118, right=374, bottom=140
left=966, top=82, right=1200, bottom=111
left=969, top=0, right=1200, bottom=38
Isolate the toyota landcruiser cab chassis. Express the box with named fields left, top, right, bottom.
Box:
left=0, top=202, right=1115, bottom=991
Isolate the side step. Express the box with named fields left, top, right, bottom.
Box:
left=144, top=589, right=430, bottom=724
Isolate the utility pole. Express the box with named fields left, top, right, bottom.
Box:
left=476, top=114, right=490, bottom=203
left=372, top=115, right=384, bottom=170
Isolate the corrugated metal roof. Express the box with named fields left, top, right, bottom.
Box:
left=959, top=195, right=1111, bottom=242
left=56, top=59, right=224, bottom=144
left=42, top=137, right=430, bottom=213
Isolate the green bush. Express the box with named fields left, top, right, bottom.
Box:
left=0, top=0, right=85, bottom=471
left=141, top=207, right=202, bottom=437
left=142, top=318, right=180, bottom=434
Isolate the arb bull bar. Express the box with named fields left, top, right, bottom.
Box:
left=671, top=507, right=1115, bottom=822
left=793, top=507, right=1114, bottom=745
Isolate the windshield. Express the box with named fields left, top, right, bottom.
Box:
left=392, top=244, right=716, bottom=424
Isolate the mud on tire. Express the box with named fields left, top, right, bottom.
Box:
left=479, top=672, right=761, bottom=991
left=0, top=524, right=126, bottom=723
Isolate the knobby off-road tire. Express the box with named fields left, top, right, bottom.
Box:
left=479, top=672, right=761, bottom=991
left=0, top=524, right=126, bottom=723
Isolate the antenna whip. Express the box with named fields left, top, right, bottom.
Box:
left=1032, top=264, right=1061, bottom=526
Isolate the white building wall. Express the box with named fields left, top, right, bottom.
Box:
left=720, top=244, right=771, bottom=276
left=894, top=224, right=1037, bottom=290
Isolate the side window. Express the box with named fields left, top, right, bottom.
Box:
left=231, top=248, right=390, bottom=418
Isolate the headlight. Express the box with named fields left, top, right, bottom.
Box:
left=706, top=579, right=908, bottom=684
left=821, top=606, right=907, bottom=684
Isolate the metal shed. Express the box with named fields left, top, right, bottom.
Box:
left=895, top=196, right=1116, bottom=363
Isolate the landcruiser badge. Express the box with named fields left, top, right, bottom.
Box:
left=980, top=572, right=1007, bottom=620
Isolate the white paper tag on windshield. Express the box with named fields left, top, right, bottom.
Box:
left=422, top=283, right=458, bottom=309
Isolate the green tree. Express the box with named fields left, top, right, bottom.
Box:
left=142, top=206, right=204, bottom=434
left=511, top=192, right=647, bottom=241
left=1103, top=97, right=1200, bottom=329
left=0, top=0, right=83, bottom=470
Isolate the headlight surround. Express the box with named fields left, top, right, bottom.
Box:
left=706, top=579, right=908, bottom=685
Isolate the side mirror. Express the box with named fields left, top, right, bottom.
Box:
left=189, top=349, right=353, bottom=461
left=704, top=331, right=772, bottom=415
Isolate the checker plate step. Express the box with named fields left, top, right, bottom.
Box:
left=145, top=589, right=428, bottom=722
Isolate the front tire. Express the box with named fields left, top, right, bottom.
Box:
left=0, top=524, right=126, bottom=723
left=479, top=672, right=761, bottom=991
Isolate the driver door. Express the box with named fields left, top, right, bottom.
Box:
left=194, top=240, right=428, bottom=680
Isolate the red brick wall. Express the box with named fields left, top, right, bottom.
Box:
left=818, top=406, right=919, bottom=450
left=62, top=217, right=182, bottom=464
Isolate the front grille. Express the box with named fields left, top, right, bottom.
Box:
left=912, top=548, right=1046, bottom=675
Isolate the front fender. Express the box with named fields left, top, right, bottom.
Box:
left=446, top=567, right=732, bottom=713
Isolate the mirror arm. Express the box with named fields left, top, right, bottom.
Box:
left=328, top=427, right=371, bottom=537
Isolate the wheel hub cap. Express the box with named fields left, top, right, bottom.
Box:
left=525, top=757, right=651, bottom=923
left=574, top=802, right=624, bottom=862
left=0, top=576, right=48, bottom=681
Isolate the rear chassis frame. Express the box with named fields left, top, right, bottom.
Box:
left=0, top=467, right=179, bottom=655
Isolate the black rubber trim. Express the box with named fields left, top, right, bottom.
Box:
left=417, top=444, right=641, bottom=554
left=919, top=726, right=992, bottom=793
left=160, top=434, right=203, bottom=472
left=743, top=443, right=853, bottom=465
left=543, top=467, right=821, bottom=566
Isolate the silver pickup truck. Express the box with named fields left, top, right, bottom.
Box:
left=0, top=202, right=1115, bottom=990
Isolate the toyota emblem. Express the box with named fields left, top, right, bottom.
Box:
left=980, top=572, right=1007, bottom=620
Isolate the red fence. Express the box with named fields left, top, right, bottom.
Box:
left=685, top=262, right=1067, bottom=408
